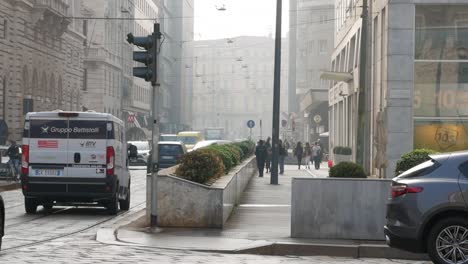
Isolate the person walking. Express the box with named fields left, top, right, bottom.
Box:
left=264, top=137, right=272, bottom=174
left=278, top=140, right=287, bottom=175
left=304, top=142, right=312, bottom=169
left=6, top=140, right=20, bottom=179
left=312, top=141, right=322, bottom=170
left=255, top=140, right=267, bottom=177
left=294, top=141, right=303, bottom=170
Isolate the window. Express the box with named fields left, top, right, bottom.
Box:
left=397, top=159, right=440, bottom=178
left=319, top=40, right=328, bottom=54
left=0, top=19, right=7, bottom=39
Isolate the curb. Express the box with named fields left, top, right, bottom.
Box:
left=0, top=182, right=20, bottom=192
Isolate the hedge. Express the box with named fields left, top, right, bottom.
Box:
left=394, top=148, right=437, bottom=176
left=329, top=162, right=366, bottom=178
left=175, top=149, right=224, bottom=184
left=333, top=146, right=352, bottom=155
left=176, top=140, right=254, bottom=184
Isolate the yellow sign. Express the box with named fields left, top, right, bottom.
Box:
left=414, top=123, right=468, bottom=152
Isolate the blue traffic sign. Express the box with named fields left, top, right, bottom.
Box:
left=247, top=120, right=255, bottom=128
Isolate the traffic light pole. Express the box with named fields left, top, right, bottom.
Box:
left=271, top=0, right=282, bottom=185
left=149, top=23, right=161, bottom=227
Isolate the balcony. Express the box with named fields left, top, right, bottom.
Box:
left=85, top=48, right=108, bottom=63
left=32, top=0, right=71, bottom=36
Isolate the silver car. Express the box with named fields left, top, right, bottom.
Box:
left=385, top=152, right=468, bottom=264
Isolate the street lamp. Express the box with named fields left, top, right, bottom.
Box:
left=270, top=0, right=282, bottom=185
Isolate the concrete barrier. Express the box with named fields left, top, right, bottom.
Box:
left=291, top=177, right=391, bottom=240
left=156, top=156, right=256, bottom=228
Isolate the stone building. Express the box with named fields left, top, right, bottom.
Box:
left=192, top=36, right=288, bottom=140
left=0, top=0, right=86, bottom=143
left=323, top=0, right=468, bottom=178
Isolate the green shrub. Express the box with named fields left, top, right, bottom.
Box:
left=207, top=145, right=237, bottom=172
left=176, top=149, right=224, bottom=184
left=333, top=146, right=352, bottom=155
left=223, top=144, right=242, bottom=163
left=394, top=149, right=437, bottom=176
left=329, top=162, right=366, bottom=178
left=234, top=140, right=255, bottom=158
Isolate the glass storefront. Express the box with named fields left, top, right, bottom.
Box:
left=414, top=5, right=468, bottom=152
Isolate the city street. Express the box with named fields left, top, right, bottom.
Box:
left=0, top=168, right=428, bottom=263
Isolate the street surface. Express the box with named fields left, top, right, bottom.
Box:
left=0, top=168, right=430, bottom=263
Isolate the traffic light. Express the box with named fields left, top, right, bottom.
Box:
left=127, top=24, right=161, bottom=84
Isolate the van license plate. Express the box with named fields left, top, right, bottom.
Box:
left=34, top=169, right=63, bottom=176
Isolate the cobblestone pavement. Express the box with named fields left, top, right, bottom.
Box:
left=0, top=168, right=431, bottom=263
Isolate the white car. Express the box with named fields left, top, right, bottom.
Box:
left=21, top=111, right=131, bottom=215
left=191, top=140, right=232, bottom=152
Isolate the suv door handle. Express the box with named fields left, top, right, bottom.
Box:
left=74, top=153, right=81, bottom=163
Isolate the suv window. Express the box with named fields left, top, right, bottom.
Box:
left=159, top=145, right=183, bottom=156
left=458, top=162, right=468, bottom=178
left=398, top=159, right=440, bottom=178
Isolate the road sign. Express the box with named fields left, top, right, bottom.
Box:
left=247, top=120, right=255, bottom=128
left=313, top=115, right=322, bottom=124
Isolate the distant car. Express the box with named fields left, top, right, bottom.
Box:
left=385, top=152, right=468, bottom=264
left=191, top=140, right=232, bottom=152
left=128, top=141, right=150, bottom=163
left=0, top=194, right=3, bottom=250
left=158, top=141, right=187, bottom=170
left=159, top=134, right=178, bottom=142
left=176, top=131, right=203, bottom=151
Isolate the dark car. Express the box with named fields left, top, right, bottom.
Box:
left=0, top=194, right=4, bottom=250
left=385, top=152, right=468, bottom=264
left=158, top=141, right=187, bottom=170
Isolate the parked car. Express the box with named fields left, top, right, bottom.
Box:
left=385, top=152, right=468, bottom=264
left=159, top=134, right=178, bottom=142
left=158, top=141, right=187, bottom=170
left=0, top=194, right=4, bottom=250
left=176, top=131, right=203, bottom=151
left=191, top=140, right=231, bottom=152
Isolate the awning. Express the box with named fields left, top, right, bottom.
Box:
left=320, top=71, right=353, bottom=82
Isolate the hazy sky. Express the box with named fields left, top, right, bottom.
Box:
left=194, top=0, right=289, bottom=40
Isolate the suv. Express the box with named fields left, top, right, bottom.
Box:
left=385, top=152, right=468, bottom=264
left=158, top=141, right=187, bottom=170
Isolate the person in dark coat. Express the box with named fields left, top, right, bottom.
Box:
left=264, top=137, right=272, bottom=173
left=255, top=140, right=267, bottom=177
left=294, top=141, right=303, bottom=170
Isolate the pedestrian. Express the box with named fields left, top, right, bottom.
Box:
left=304, top=142, right=312, bottom=169
left=265, top=137, right=272, bottom=174
left=294, top=141, right=303, bottom=170
left=284, top=140, right=290, bottom=151
left=312, top=141, right=322, bottom=170
left=6, top=140, right=20, bottom=179
left=255, top=140, right=267, bottom=177
left=278, top=139, right=287, bottom=174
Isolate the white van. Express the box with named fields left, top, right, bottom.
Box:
left=21, top=111, right=131, bottom=215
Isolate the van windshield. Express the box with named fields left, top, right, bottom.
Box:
left=178, top=136, right=197, bottom=145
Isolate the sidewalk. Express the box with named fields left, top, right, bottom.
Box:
left=99, top=164, right=427, bottom=260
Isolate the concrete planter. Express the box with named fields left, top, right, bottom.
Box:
left=155, top=156, right=256, bottom=228
left=334, top=154, right=351, bottom=164
left=291, top=177, right=391, bottom=240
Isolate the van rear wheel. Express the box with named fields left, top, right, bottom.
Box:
left=106, top=193, right=119, bottom=215
left=119, top=187, right=130, bottom=211
left=25, top=198, right=37, bottom=214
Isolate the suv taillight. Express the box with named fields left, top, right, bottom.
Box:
left=21, top=145, right=29, bottom=175
left=106, top=146, right=115, bottom=176
left=391, top=184, right=423, bottom=198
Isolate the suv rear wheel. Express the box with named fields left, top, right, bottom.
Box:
left=24, top=198, right=37, bottom=214
left=427, top=217, right=468, bottom=264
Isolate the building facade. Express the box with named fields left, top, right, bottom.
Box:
left=82, top=0, right=133, bottom=122
left=192, top=36, right=289, bottom=140
left=0, top=0, right=86, bottom=143
left=325, top=0, right=468, bottom=178
left=158, top=0, right=194, bottom=134
left=291, top=0, right=334, bottom=144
